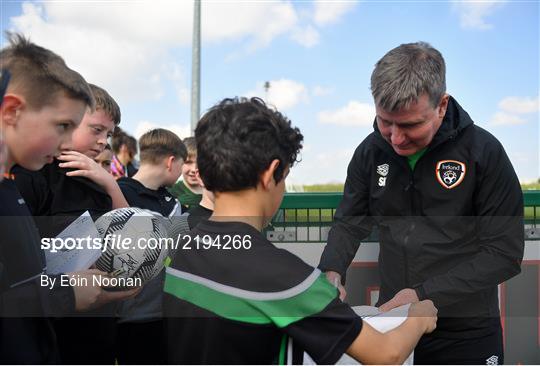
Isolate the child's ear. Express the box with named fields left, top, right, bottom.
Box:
left=0, top=94, right=25, bottom=126
left=166, top=156, right=175, bottom=171
left=260, top=159, right=280, bottom=190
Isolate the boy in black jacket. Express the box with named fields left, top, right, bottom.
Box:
left=164, top=97, right=438, bottom=364
left=0, top=33, right=132, bottom=364
left=13, top=82, right=135, bottom=364
left=14, top=83, right=127, bottom=238
left=116, top=128, right=186, bottom=364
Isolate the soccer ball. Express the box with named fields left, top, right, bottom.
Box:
left=443, top=170, right=457, bottom=184
left=94, top=207, right=169, bottom=286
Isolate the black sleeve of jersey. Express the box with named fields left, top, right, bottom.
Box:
left=13, top=168, right=49, bottom=216
left=118, top=182, right=138, bottom=207
left=0, top=275, right=75, bottom=317
left=284, top=297, right=362, bottom=364
left=319, top=144, right=374, bottom=277
left=421, top=137, right=524, bottom=307
left=46, top=274, right=76, bottom=316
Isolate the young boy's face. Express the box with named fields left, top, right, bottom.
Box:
left=182, top=154, right=200, bottom=188
left=1, top=92, right=86, bottom=171
left=62, top=109, right=115, bottom=158
left=94, top=149, right=113, bottom=174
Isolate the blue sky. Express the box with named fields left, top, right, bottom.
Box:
left=1, top=1, right=538, bottom=185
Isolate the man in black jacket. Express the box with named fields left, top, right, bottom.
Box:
left=319, top=42, right=524, bottom=364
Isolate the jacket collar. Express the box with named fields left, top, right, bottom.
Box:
left=119, top=176, right=167, bottom=199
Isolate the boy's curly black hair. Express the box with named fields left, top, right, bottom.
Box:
left=195, top=97, right=303, bottom=192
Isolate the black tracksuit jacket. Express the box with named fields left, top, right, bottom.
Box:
left=319, top=96, right=524, bottom=338
left=0, top=178, right=74, bottom=363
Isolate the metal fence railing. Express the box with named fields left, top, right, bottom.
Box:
left=267, top=190, right=540, bottom=242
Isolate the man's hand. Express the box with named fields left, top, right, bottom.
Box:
left=67, top=269, right=140, bottom=312
left=58, top=151, right=115, bottom=189
left=379, top=288, right=419, bottom=312
left=408, top=300, right=438, bottom=334
left=326, top=271, right=347, bottom=301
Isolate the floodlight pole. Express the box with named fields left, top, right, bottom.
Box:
left=264, top=81, right=271, bottom=103
left=191, top=0, right=201, bottom=135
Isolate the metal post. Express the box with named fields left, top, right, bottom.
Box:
left=264, top=81, right=270, bottom=103
left=191, top=0, right=201, bottom=135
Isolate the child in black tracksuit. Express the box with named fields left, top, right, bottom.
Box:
left=13, top=83, right=136, bottom=364
left=116, top=128, right=187, bottom=364
left=0, top=33, right=95, bottom=364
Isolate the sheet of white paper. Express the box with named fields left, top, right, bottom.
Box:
left=45, top=211, right=102, bottom=274
left=303, top=304, right=414, bottom=365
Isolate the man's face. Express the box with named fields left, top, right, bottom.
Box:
left=62, top=109, right=115, bottom=159
left=376, top=94, right=448, bottom=156
left=182, top=154, right=199, bottom=188
left=2, top=92, right=86, bottom=171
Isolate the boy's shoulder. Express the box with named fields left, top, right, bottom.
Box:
left=0, top=179, right=46, bottom=289
left=173, top=180, right=189, bottom=194
left=117, top=176, right=143, bottom=192
left=12, top=164, right=52, bottom=215
left=118, top=177, right=156, bottom=207
left=169, top=220, right=320, bottom=295
left=15, top=160, right=109, bottom=194
left=13, top=161, right=112, bottom=237
left=119, top=177, right=179, bottom=217
left=0, top=178, right=33, bottom=216
left=171, top=181, right=201, bottom=207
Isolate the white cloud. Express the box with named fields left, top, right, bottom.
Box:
left=318, top=101, right=375, bottom=126
left=313, top=1, right=357, bottom=26
left=287, top=147, right=356, bottom=185
left=312, top=85, right=334, bottom=97
left=499, top=96, right=540, bottom=114
left=489, top=112, right=526, bottom=126
left=8, top=1, right=305, bottom=103
left=245, top=79, right=309, bottom=111
left=9, top=2, right=189, bottom=102
left=203, top=1, right=298, bottom=49
left=134, top=121, right=191, bottom=140
left=488, top=95, right=538, bottom=126
left=452, top=1, right=505, bottom=30
left=290, top=25, right=320, bottom=48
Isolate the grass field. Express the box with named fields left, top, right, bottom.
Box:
left=303, top=184, right=344, bottom=192
left=303, top=182, right=540, bottom=192
left=522, top=182, right=540, bottom=190
left=300, top=182, right=539, bottom=221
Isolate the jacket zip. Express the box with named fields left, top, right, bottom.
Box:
left=402, top=164, right=416, bottom=287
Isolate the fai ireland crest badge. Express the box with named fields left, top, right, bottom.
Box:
left=436, top=160, right=466, bottom=189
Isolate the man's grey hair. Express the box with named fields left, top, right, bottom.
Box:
left=370, top=42, right=446, bottom=112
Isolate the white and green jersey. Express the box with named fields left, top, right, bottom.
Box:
left=164, top=220, right=362, bottom=364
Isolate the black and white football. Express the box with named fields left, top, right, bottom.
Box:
left=94, top=207, right=169, bottom=286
